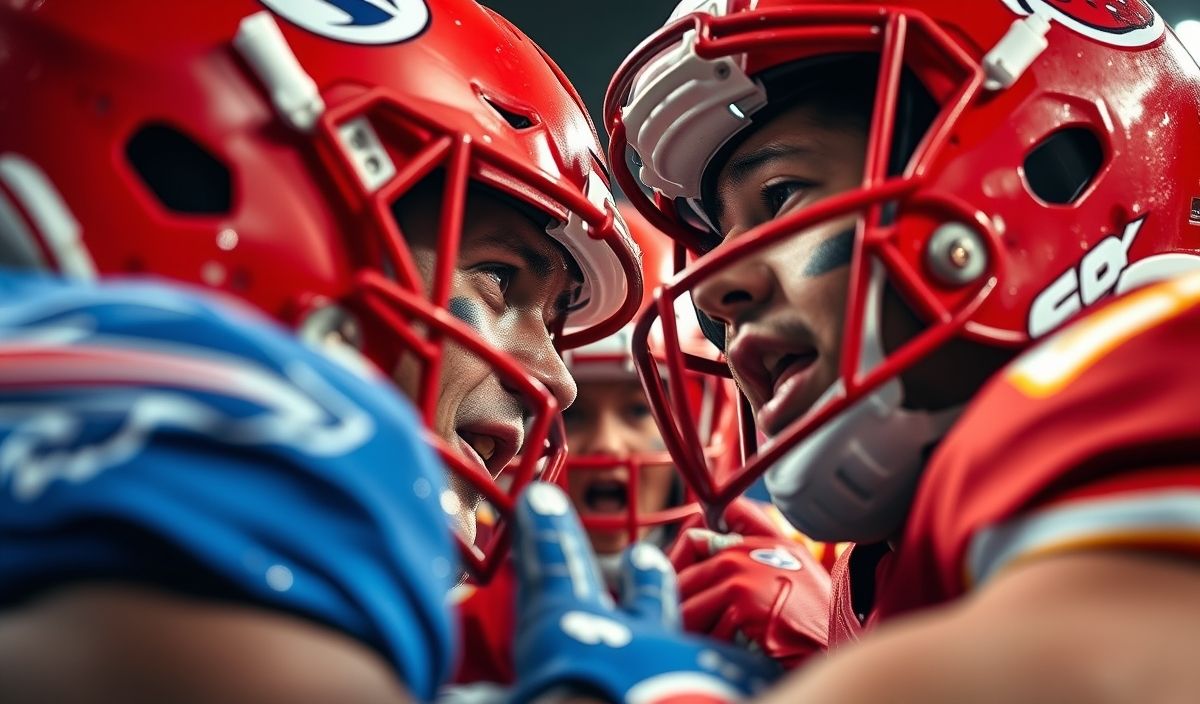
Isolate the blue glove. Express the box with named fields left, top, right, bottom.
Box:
left=509, top=483, right=782, bottom=703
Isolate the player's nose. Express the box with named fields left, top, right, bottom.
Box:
left=501, top=323, right=578, bottom=414
left=692, top=252, right=778, bottom=332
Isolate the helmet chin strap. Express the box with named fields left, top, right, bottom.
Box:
left=764, top=262, right=962, bottom=544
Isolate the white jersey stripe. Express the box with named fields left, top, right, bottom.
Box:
left=967, top=490, right=1200, bottom=586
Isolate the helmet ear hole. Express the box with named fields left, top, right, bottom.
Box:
left=1022, top=127, right=1104, bottom=205
left=126, top=124, right=232, bottom=215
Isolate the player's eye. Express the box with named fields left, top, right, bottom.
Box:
left=626, top=400, right=653, bottom=421
left=478, top=263, right=517, bottom=295
left=561, top=403, right=589, bottom=429
left=761, top=179, right=813, bottom=218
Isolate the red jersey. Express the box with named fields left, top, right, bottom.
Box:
left=452, top=559, right=518, bottom=685
left=831, top=273, right=1200, bottom=644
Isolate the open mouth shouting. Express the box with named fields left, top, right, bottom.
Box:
left=453, top=423, right=521, bottom=478
left=581, top=473, right=631, bottom=514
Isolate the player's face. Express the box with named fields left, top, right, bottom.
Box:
left=692, top=101, right=867, bottom=438
left=562, top=379, right=675, bottom=555
left=392, top=187, right=580, bottom=543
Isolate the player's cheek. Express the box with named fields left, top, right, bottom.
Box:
left=636, top=412, right=667, bottom=451
left=638, top=463, right=676, bottom=512
left=442, top=294, right=504, bottom=381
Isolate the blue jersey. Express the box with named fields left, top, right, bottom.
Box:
left=0, top=271, right=457, bottom=700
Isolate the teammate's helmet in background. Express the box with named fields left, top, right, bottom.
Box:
left=0, top=0, right=642, bottom=580
left=560, top=204, right=737, bottom=546
left=605, top=0, right=1200, bottom=542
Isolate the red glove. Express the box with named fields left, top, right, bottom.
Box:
left=668, top=499, right=832, bottom=669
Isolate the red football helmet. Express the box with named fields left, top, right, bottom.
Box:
left=605, top=0, right=1200, bottom=541
left=559, top=204, right=737, bottom=550
left=0, top=0, right=642, bottom=580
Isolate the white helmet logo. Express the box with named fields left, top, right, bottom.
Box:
left=260, top=0, right=429, bottom=46
left=998, top=0, right=1164, bottom=48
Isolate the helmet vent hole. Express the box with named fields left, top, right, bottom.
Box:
left=1022, top=127, right=1103, bottom=205
left=482, top=96, right=535, bottom=130
left=126, top=124, right=232, bottom=214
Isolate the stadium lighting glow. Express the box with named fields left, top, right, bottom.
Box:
left=1177, top=19, right=1200, bottom=60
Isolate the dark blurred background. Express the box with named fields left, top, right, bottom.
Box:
left=484, top=0, right=1200, bottom=144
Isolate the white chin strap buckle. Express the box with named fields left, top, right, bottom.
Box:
left=982, top=13, right=1051, bottom=91
left=234, top=11, right=326, bottom=132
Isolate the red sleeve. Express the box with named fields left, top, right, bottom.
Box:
left=882, top=275, right=1200, bottom=619
left=828, top=542, right=895, bottom=649
left=452, top=560, right=517, bottom=685
left=828, top=545, right=863, bottom=650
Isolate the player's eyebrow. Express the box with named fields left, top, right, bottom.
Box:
left=472, top=231, right=583, bottom=286
left=723, top=143, right=815, bottom=187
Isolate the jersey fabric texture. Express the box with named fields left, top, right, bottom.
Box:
left=831, top=272, right=1200, bottom=645
left=0, top=270, right=459, bottom=699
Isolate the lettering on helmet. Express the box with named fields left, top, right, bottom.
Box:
left=1027, top=215, right=1147, bottom=338
left=998, top=0, right=1164, bottom=48
left=260, top=0, right=429, bottom=45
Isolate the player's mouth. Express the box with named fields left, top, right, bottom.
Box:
left=582, top=475, right=630, bottom=514
left=757, top=351, right=820, bottom=436
left=454, top=423, right=520, bottom=478
left=729, top=331, right=821, bottom=438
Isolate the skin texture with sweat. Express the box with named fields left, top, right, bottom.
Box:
left=693, top=100, right=867, bottom=437
left=391, top=182, right=582, bottom=544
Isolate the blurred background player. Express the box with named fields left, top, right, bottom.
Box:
left=0, top=1, right=643, bottom=702
left=561, top=204, right=739, bottom=568
left=563, top=205, right=832, bottom=672
left=452, top=205, right=829, bottom=689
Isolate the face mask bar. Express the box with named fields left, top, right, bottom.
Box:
left=272, top=71, right=639, bottom=584
left=561, top=322, right=738, bottom=540
left=353, top=271, right=567, bottom=580
left=621, top=7, right=1010, bottom=526
left=561, top=453, right=699, bottom=541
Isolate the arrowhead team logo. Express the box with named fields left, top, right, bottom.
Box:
left=260, top=0, right=429, bottom=45
left=998, top=0, right=1164, bottom=48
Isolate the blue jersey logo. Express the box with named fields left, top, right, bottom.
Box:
left=260, top=0, right=429, bottom=45
left=0, top=346, right=375, bottom=503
